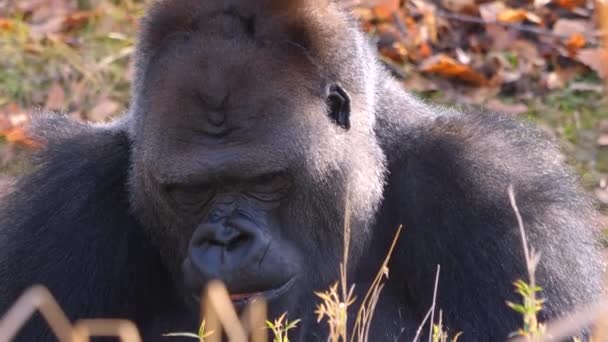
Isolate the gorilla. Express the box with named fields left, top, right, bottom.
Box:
left=0, top=0, right=604, bottom=341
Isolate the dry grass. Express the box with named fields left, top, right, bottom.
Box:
left=315, top=193, right=404, bottom=342
left=1, top=186, right=608, bottom=341
left=0, top=285, right=141, bottom=342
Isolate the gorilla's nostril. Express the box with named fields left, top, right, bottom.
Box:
left=226, top=234, right=249, bottom=251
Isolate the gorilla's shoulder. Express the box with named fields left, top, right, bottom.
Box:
left=0, top=114, right=133, bottom=235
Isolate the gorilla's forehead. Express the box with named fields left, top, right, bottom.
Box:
left=140, top=0, right=335, bottom=64
left=132, top=0, right=371, bottom=185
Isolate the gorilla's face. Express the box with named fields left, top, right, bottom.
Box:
left=128, top=1, right=386, bottom=318
left=171, top=172, right=300, bottom=307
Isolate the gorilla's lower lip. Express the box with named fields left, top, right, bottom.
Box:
left=230, top=277, right=296, bottom=306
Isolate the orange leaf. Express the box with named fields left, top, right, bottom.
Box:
left=418, top=42, right=432, bottom=59
left=420, top=54, right=487, bottom=85
left=380, top=42, right=408, bottom=62
left=565, top=33, right=586, bottom=56
left=371, top=0, right=401, bottom=21
left=63, top=10, right=99, bottom=31
left=3, top=128, right=41, bottom=149
left=0, top=18, right=13, bottom=31
left=555, top=0, right=586, bottom=10
left=372, top=6, right=394, bottom=21
left=496, top=9, right=528, bottom=23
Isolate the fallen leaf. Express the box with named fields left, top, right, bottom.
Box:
left=552, top=19, right=592, bottom=37
left=565, top=33, right=586, bottom=56
left=441, top=0, right=477, bottom=13
left=577, top=48, right=608, bottom=79
left=555, top=0, right=586, bottom=10
left=44, top=83, right=65, bottom=111
left=371, top=0, right=401, bottom=21
left=419, top=54, right=487, bottom=85
left=379, top=42, right=408, bottom=62
left=496, top=9, right=528, bottom=23
left=3, top=128, right=41, bottom=148
left=479, top=2, right=506, bottom=22
left=418, top=42, right=432, bottom=59
left=534, top=0, right=552, bottom=8
left=0, top=18, right=14, bottom=31
left=63, top=10, right=99, bottom=31
left=88, top=99, right=120, bottom=122
left=485, top=99, right=528, bottom=115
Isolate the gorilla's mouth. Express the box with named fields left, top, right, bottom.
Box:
left=229, top=277, right=296, bottom=307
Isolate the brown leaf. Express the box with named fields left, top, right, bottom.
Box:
left=497, top=9, right=528, bottom=23
left=0, top=18, right=14, bottom=31
left=3, top=128, right=41, bottom=148
left=565, top=33, right=586, bottom=56
left=418, top=42, right=432, bottom=59
left=577, top=48, right=608, bottom=79
left=371, top=0, right=401, bottom=21
left=88, top=99, right=120, bottom=122
left=552, top=19, right=592, bottom=37
left=479, top=2, right=506, bottom=22
left=44, top=83, right=65, bottom=111
left=63, top=10, right=99, bottom=31
left=419, top=54, right=487, bottom=85
left=555, top=0, right=586, bottom=10
left=379, top=42, right=409, bottom=63
left=441, top=0, right=477, bottom=14
left=410, top=0, right=438, bottom=43
left=485, top=99, right=528, bottom=115
left=496, top=8, right=541, bottom=24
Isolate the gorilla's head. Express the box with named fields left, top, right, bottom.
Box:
left=127, top=0, right=386, bottom=317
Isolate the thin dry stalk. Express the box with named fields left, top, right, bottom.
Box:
left=341, top=195, right=353, bottom=342
left=0, top=285, right=73, bottom=342
left=507, top=185, right=544, bottom=341
left=72, top=319, right=142, bottom=342
left=240, top=297, right=268, bottom=342
left=315, top=193, right=356, bottom=342
left=413, top=308, right=433, bottom=342
left=0, top=285, right=143, bottom=342
left=202, top=280, right=261, bottom=342
left=428, top=265, right=441, bottom=342
left=350, top=225, right=403, bottom=342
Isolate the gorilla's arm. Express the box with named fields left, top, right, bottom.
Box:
left=0, top=117, right=183, bottom=340
left=374, top=78, right=605, bottom=339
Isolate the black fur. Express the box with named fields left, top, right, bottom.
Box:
left=0, top=1, right=604, bottom=341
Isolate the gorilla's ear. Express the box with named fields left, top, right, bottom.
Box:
left=326, top=84, right=351, bottom=130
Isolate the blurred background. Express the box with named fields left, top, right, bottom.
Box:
left=0, top=0, right=606, bottom=219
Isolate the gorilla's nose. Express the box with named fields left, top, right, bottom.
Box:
left=199, top=224, right=246, bottom=249
left=187, top=217, right=269, bottom=280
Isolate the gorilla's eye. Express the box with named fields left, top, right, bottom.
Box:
left=167, top=185, right=214, bottom=208
left=326, top=84, right=351, bottom=130
left=246, top=173, right=290, bottom=201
